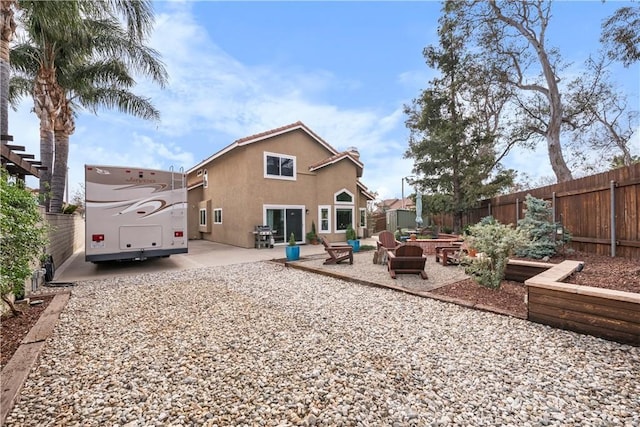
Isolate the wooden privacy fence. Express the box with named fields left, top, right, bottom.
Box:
left=434, top=164, right=640, bottom=259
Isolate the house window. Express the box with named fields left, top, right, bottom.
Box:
left=264, top=152, right=296, bottom=180
left=334, top=189, right=354, bottom=204
left=359, top=208, right=366, bottom=227
left=319, top=205, right=330, bottom=233
left=199, top=208, right=206, bottom=226
left=203, top=170, right=208, bottom=188
left=214, top=208, right=222, bottom=224
left=335, top=207, right=353, bottom=232
left=197, top=169, right=203, bottom=177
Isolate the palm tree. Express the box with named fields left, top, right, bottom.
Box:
left=49, top=56, right=163, bottom=213
left=8, top=1, right=83, bottom=209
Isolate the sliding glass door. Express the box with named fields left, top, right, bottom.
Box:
left=265, top=206, right=303, bottom=244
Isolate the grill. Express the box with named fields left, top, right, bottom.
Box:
left=254, top=225, right=274, bottom=249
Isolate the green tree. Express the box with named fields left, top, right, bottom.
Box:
left=601, top=5, right=640, bottom=67
left=565, top=57, right=638, bottom=169
left=465, top=217, right=529, bottom=289
left=0, top=167, right=49, bottom=315
left=515, top=194, right=570, bottom=259
left=404, top=4, right=514, bottom=233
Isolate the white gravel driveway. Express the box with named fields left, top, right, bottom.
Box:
left=6, top=262, right=639, bottom=426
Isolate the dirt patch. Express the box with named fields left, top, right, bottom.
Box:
left=1, top=294, right=54, bottom=370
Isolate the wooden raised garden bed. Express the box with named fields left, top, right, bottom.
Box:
left=524, top=261, right=640, bottom=346
left=504, top=259, right=554, bottom=282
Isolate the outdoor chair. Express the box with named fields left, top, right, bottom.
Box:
left=375, top=230, right=402, bottom=264
left=435, top=242, right=467, bottom=266
left=321, top=237, right=353, bottom=265
left=387, top=244, right=428, bottom=279
left=377, top=230, right=402, bottom=254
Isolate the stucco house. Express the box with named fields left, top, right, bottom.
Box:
left=186, top=121, right=375, bottom=248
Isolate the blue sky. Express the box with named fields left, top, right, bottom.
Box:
left=12, top=0, right=640, bottom=201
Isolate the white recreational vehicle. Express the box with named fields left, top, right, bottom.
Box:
left=85, top=165, right=188, bottom=262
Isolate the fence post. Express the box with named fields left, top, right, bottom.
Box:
left=552, top=192, right=556, bottom=224
left=610, top=180, right=616, bottom=257
left=515, top=198, right=519, bottom=223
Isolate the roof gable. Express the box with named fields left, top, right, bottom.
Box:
left=188, top=121, right=340, bottom=173
left=309, top=151, right=364, bottom=177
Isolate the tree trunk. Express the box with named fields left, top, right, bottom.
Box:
left=33, top=67, right=62, bottom=211
left=38, top=126, right=53, bottom=209
left=50, top=129, right=68, bottom=213
left=1, top=0, right=16, bottom=136
left=538, top=46, right=573, bottom=182
left=50, top=101, right=74, bottom=213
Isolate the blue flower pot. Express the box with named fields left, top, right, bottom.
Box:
left=347, top=239, right=360, bottom=252
left=285, top=245, right=300, bottom=261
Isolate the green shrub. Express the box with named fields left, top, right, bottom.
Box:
left=515, top=194, right=571, bottom=259
left=465, top=217, right=529, bottom=289
left=62, top=204, right=78, bottom=214
left=306, top=221, right=317, bottom=242
left=359, top=244, right=376, bottom=251
left=288, top=232, right=296, bottom=246
left=1, top=168, right=50, bottom=313
left=346, top=224, right=357, bottom=241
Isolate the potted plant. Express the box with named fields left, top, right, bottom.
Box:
left=345, top=224, right=360, bottom=252
left=285, top=232, right=300, bottom=261
left=306, top=221, right=318, bottom=244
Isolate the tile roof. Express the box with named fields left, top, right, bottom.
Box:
left=308, top=151, right=364, bottom=177
left=357, top=180, right=376, bottom=200
left=377, top=198, right=414, bottom=211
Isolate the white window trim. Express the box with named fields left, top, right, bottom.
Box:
left=203, top=169, right=208, bottom=188
left=318, top=205, right=331, bottom=234
left=199, top=208, right=207, bottom=226
left=359, top=207, right=366, bottom=227
left=334, top=206, right=354, bottom=233
left=264, top=151, right=296, bottom=181
left=334, top=188, right=354, bottom=205
left=197, top=169, right=203, bottom=177
left=213, top=208, right=222, bottom=224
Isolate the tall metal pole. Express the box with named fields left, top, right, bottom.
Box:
left=401, top=178, right=405, bottom=209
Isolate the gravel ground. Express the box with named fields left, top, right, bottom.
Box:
left=6, top=262, right=640, bottom=426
